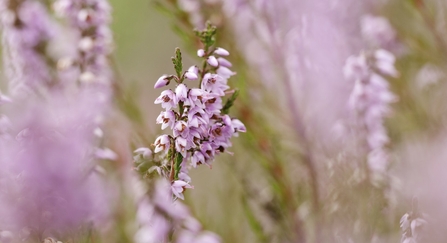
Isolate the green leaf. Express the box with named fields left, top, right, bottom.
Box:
left=194, top=21, right=217, bottom=51
left=174, top=152, right=183, bottom=180
left=171, top=47, right=183, bottom=78
left=222, top=90, right=239, bottom=114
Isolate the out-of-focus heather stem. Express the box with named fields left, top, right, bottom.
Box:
left=263, top=16, right=322, bottom=243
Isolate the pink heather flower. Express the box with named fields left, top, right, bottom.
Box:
left=175, top=136, right=188, bottom=156
left=154, top=75, right=170, bottom=88
left=361, top=15, right=396, bottom=48
left=207, top=56, right=219, bottom=67
left=185, top=66, right=199, bottom=80
left=217, top=66, right=236, bottom=79
left=171, top=180, right=193, bottom=200
left=200, top=142, right=215, bottom=162
left=203, top=93, right=223, bottom=114
left=201, top=73, right=229, bottom=96
left=0, top=93, right=112, bottom=233
left=186, top=88, right=205, bottom=108
left=345, top=51, right=398, bottom=174
left=173, top=121, right=189, bottom=138
left=191, top=151, right=205, bottom=168
left=1, top=1, right=56, bottom=95
left=197, top=49, right=205, bottom=57
left=217, top=57, right=232, bottom=68
left=154, top=135, right=170, bottom=153
left=175, top=84, right=189, bottom=102
left=154, top=90, right=177, bottom=110
left=374, top=49, right=398, bottom=77
left=213, top=47, right=230, bottom=56
left=156, top=110, right=176, bottom=130
left=53, top=0, right=113, bottom=88
left=344, top=54, right=369, bottom=81
left=134, top=147, right=152, bottom=159
left=95, top=147, right=118, bottom=160
left=231, top=119, right=246, bottom=135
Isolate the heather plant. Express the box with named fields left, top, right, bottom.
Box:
left=1, top=0, right=447, bottom=243
left=134, top=23, right=245, bottom=200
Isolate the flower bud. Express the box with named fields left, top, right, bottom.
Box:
left=197, top=49, right=205, bottom=57
left=207, top=56, right=219, bottom=67
left=154, top=75, right=170, bottom=89
left=214, top=47, right=229, bottom=56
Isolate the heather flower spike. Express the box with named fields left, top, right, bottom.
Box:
left=151, top=23, right=245, bottom=200
left=345, top=48, right=397, bottom=177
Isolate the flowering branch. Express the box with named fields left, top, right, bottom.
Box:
left=139, top=23, right=246, bottom=200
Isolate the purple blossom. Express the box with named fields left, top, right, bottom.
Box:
left=213, top=47, right=230, bottom=56
left=171, top=180, right=193, bottom=200
left=156, top=110, right=176, bottom=130
left=217, top=57, right=232, bottom=68
left=185, top=66, right=199, bottom=80
left=152, top=43, right=245, bottom=200
left=0, top=1, right=56, bottom=95
left=154, top=135, right=171, bottom=153
left=154, top=75, right=170, bottom=88
left=201, top=73, right=229, bottom=96
left=175, top=84, right=189, bottom=102
left=53, top=0, right=113, bottom=87
left=191, top=151, right=206, bottom=168
left=0, top=93, right=112, bottom=234
left=217, top=66, right=236, bottom=79
left=197, top=49, right=205, bottom=57
left=154, top=90, right=177, bottom=110
left=344, top=50, right=398, bottom=174
left=134, top=179, right=220, bottom=243
left=374, top=49, right=398, bottom=77
left=361, top=15, right=396, bottom=49
left=134, top=147, right=152, bottom=159
left=207, top=56, right=219, bottom=67
left=173, top=120, right=189, bottom=138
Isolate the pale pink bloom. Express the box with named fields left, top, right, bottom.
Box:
left=154, top=90, right=177, bottom=110
left=231, top=119, right=246, bottom=135
left=191, top=151, right=205, bottom=168
left=95, top=148, right=118, bottom=160
left=343, top=54, right=369, bottom=81
left=185, top=66, right=199, bottom=80
left=173, top=121, right=189, bottom=138
left=203, top=93, right=223, bottom=114
left=156, top=110, right=176, bottom=130
left=171, top=180, right=193, bottom=200
left=361, top=15, right=396, bottom=48
left=197, top=49, right=205, bottom=57
left=217, top=57, right=232, bottom=68
left=154, top=75, right=170, bottom=89
left=374, top=49, right=398, bottom=77
left=213, top=47, right=229, bottom=56
left=216, top=66, right=236, bottom=79
left=201, top=73, right=229, bottom=96
left=175, top=84, right=189, bottom=102
left=134, top=147, right=152, bottom=159
left=175, top=137, right=188, bottom=156
left=186, top=88, right=205, bottom=108
left=207, top=56, right=219, bottom=67
left=154, top=135, right=170, bottom=153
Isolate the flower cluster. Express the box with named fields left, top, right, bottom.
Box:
left=0, top=0, right=56, bottom=96
left=53, top=0, right=113, bottom=86
left=400, top=198, right=427, bottom=243
left=344, top=49, right=398, bottom=174
left=0, top=93, right=111, bottom=238
left=151, top=24, right=245, bottom=199
left=134, top=179, right=220, bottom=243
